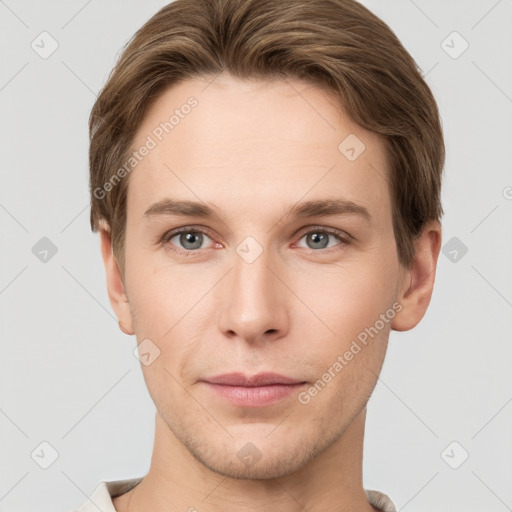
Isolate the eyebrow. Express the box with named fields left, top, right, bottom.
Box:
left=144, top=197, right=372, bottom=224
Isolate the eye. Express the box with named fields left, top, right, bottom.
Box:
left=296, top=227, right=351, bottom=252
left=163, top=227, right=215, bottom=255
left=161, top=225, right=352, bottom=257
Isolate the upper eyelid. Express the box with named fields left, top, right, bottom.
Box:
left=164, top=225, right=215, bottom=241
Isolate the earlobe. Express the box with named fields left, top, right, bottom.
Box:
left=99, top=225, right=135, bottom=336
left=391, top=221, right=442, bottom=332
left=118, top=319, right=134, bottom=335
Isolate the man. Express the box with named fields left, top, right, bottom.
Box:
left=77, top=0, right=444, bottom=510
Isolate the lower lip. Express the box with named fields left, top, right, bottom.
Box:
left=203, top=382, right=306, bottom=407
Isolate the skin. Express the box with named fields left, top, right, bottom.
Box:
left=100, top=73, right=441, bottom=512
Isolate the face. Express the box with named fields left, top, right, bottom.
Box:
left=119, top=73, right=407, bottom=479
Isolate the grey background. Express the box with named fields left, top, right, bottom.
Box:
left=1, top=0, right=511, bottom=511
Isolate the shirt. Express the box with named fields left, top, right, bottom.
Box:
left=73, top=477, right=397, bottom=512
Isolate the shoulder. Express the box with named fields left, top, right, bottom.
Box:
left=365, top=488, right=397, bottom=512
left=72, top=477, right=143, bottom=512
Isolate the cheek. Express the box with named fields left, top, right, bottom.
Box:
left=292, top=257, right=395, bottom=400
left=127, top=257, right=205, bottom=333
left=298, top=311, right=390, bottom=417
left=296, top=261, right=396, bottom=342
left=128, top=268, right=208, bottom=370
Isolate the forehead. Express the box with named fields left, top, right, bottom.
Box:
left=127, top=74, right=391, bottom=224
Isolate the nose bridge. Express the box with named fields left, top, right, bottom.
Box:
left=219, top=238, right=289, bottom=342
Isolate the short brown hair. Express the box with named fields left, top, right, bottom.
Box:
left=89, top=0, right=444, bottom=274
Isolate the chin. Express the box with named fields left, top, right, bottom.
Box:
left=183, top=427, right=333, bottom=481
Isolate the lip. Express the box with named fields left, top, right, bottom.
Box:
left=200, top=372, right=307, bottom=407
left=202, top=372, right=305, bottom=386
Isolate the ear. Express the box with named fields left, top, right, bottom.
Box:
left=99, top=223, right=134, bottom=335
left=391, top=220, right=442, bottom=331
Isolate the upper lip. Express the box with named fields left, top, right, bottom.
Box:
left=201, top=372, right=305, bottom=387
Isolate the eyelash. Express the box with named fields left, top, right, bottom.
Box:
left=161, top=225, right=352, bottom=257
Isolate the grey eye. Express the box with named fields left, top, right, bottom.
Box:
left=180, top=232, right=203, bottom=250
left=168, top=231, right=210, bottom=251
left=305, top=232, right=330, bottom=249
left=297, top=230, right=344, bottom=250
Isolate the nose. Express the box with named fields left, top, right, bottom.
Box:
left=217, top=245, right=290, bottom=345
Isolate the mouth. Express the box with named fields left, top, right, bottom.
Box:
left=200, top=372, right=307, bottom=407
